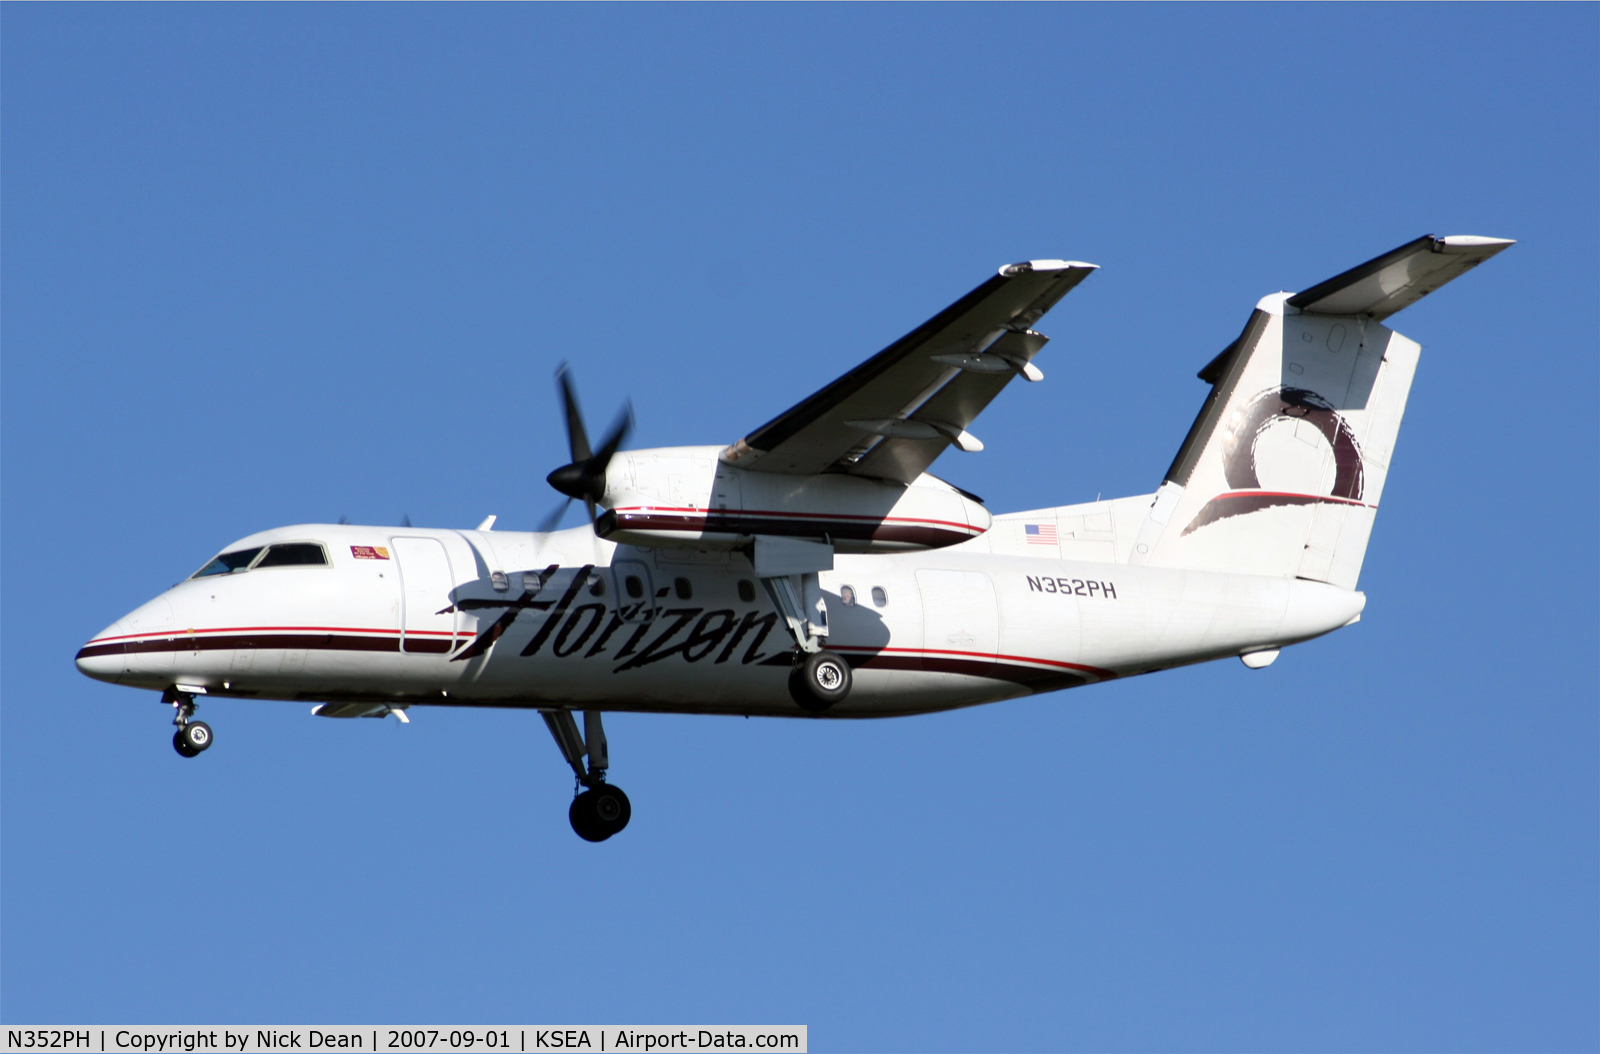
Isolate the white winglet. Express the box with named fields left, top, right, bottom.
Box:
left=476, top=514, right=497, bottom=531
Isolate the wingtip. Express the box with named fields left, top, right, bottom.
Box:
left=1436, top=235, right=1516, bottom=255
left=999, top=259, right=1100, bottom=276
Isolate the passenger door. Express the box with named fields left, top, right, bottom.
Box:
left=392, top=537, right=459, bottom=653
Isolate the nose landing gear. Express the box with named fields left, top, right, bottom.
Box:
left=165, top=688, right=213, bottom=758
left=542, top=709, right=630, bottom=841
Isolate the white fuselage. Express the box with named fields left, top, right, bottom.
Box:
left=77, top=521, right=1365, bottom=718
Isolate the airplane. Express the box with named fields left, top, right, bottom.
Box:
left=76, top=234, right=1513, bottom=841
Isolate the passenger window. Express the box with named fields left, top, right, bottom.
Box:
left=674, top=576, right=693, bottom=600
left=839, top=585, right=858, bottom=606
left=625, top=575, right=644, bottom=599
left=737, top=579, right=756, bottom=603
left=871, top=586, right=888, bottom=608
left=589, top=573, right=606, bottom=597
left=193, top=548, right=262, bottom=577
left=255, top=543, right=329, bottom=568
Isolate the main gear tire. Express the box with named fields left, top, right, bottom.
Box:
left=789, top=650, right=852, bottom=713
left=569, top=783, right=632, bottom=842
left=173, top=730, right=200, bottom=758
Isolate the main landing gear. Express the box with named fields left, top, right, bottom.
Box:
left=790, top=650, right=852, bottom=713
left=543, top=709, right=630, bottom=842
left=758, top=571, right=853, bottom=713
left=165, top=688, right=213, bottom=758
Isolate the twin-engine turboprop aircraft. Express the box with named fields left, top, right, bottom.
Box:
left=77, top=234, right=1512, bottom=840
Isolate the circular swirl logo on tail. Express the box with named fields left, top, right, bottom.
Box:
left=1181, top=386, right=1367, bottom=536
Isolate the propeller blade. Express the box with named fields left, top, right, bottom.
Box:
left=592, top=401, right=633, bottom=465
left=555, top=362, right=593, bottom=464
left=537, top=498, right=573, bottom=534
left=544, top=363, right=633, bottom=537
left=546, top=404, right=632, bottom=504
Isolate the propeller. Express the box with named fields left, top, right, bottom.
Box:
left=540, top=362, right=632, bottom=533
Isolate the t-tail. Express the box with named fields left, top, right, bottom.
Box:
left=1130, top=234, right=1513, bottom=588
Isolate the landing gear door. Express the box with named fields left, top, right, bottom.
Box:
left=612, top=559, right=656, bottom=623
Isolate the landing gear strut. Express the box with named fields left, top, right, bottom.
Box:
left=165, top=688, right=213, bottom=758
left=542, top=709, right=630, bottom=842
left=759, top=571, right=852, bottom=713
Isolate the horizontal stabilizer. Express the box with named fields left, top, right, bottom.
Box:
left=1286, top=234, right=1514, bottom=320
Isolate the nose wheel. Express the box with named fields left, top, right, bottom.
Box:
left=165, top=689, right=213, bottom=758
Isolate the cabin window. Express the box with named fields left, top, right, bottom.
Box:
left=871, top=586, right=888, bottom=608
left=624, top=575, right=645, bottom=599
left=737, top=579, right=756, bottom=603
left=674, top=576, right=693, bottom=600
left=255, top=543, right=330, bottom=568
left=589, top=573, right=606, bottom=597
left=839, top=585, right=858, bottom=606
left=193, top=548, right=263, bottom=577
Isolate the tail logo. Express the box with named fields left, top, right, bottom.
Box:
left=1182, top=386, right=1367, bottom=536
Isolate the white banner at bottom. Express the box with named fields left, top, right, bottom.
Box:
left=1, top=1029, right=805, bottom=1054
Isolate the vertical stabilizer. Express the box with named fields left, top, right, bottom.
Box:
left=1130, top=235, right=1511, bottom=588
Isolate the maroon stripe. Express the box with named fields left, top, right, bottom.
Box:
left=75, top=633, right=458, bottom=659
left=843, top=652, right=1089, bottom=692
left=76, top=636, right=1088, bottom=691
left=609, top=510, right=974, bottom=548
left=1182, top=490, right=1366, bottom=537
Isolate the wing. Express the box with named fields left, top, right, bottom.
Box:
left=720, top=260, right=1097, bottom=483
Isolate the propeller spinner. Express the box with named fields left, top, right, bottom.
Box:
left=540, top=363, right=632, bottom=533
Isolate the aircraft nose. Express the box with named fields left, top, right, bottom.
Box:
left=76, top=618, right=130, bottom=683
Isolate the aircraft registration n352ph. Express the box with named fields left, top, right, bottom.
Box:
left=77, top=234, right=1512, bottom=840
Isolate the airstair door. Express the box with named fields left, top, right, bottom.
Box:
left=392, top=536, right=458, bottom=653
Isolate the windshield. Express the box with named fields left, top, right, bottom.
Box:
left=193, top=548, right=263, bottom=578
left=256, top=543, right=328, bottom=568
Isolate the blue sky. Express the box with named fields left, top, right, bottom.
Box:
left=3, top=5, right=1596, bottom=1050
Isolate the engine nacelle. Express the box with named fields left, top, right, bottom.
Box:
left=593, top=446, right=990, bottom=553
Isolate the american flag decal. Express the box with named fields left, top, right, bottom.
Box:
left=1025, top=523, right=1058, bottom=545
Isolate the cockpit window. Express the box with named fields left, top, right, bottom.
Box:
left=193, top=548, right=263, bottom=577
left=255, top=543, right=329, bottom=568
